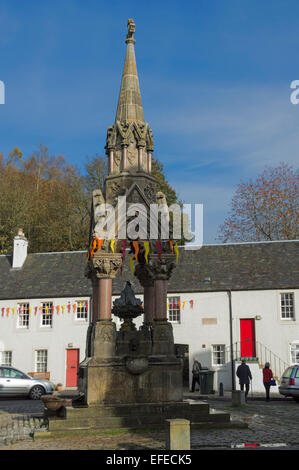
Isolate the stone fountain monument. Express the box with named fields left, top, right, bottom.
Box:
left=47, top=19, right=231, bottom=431
left=77, top=18, right=182, bottom=407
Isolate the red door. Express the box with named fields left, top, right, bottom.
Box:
left=66, top=349, right=79, bottom=387
left=240, top=319, right=256, bottom=358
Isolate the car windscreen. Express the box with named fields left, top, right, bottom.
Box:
left=282, top=367, right=293, bottom=378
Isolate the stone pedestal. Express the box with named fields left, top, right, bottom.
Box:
left=91, top=320, right=116, bottom=358
left=151, top=320, right=175, bottom=356
left=83, top=356, right=182, bottom=405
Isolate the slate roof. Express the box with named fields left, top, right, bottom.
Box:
left=0, top=241, right=298, bottom=300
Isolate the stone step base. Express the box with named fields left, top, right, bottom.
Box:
left=69, top=401, right=210, bottom=417
left=48, top=401, right=231, bottom=432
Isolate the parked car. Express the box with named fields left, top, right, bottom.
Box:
left=0, top=366, right=54, bottom=399
left=279, top=365, right=299, bottom=402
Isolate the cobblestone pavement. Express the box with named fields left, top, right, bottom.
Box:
left=0, top=393, right=298, bottom=450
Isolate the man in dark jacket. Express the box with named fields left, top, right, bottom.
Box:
left=236, top=360, right=252, bottom=399
left=190, top=357, right=202, bottom=392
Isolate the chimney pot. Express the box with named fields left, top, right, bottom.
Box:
left=12, top=229, right=28, bottom=269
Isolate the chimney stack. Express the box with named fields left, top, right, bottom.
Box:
left=12, top=229, right=28, bottom=269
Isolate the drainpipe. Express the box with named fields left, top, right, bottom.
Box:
left=228, top=290, right=236, bottom=391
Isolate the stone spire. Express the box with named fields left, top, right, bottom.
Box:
left=115, top=18, right=145, bottom=123
left=105, top=19, right=154, bottom=180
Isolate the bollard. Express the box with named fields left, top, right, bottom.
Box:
left=165, top=419, right=190, bottom=450
left=232, top=390, right=245, bottom=406
left=219, top=382, right=224, bottom=396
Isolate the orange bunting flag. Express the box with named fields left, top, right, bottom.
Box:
left=132, top=241, right=139, bottom=261
left=90, top=237, right=104, bottom=258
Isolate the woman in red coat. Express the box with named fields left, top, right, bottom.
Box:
left=263, top=362, right=273, bottom=401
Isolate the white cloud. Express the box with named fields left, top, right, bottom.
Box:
left=145, top=79, right=299, bottom=174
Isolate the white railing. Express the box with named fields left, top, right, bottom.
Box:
left=226, top=341, right=289, bottom=381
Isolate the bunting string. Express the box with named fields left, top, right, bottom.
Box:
left=0, top=301, right=89, bottom=318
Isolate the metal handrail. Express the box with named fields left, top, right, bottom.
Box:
left=226, top=341, right=289, bottom=380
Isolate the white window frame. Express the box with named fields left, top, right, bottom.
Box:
left=290, top=342, right=299, bottom=364
left=75, top=300, right=88, bottom=321
left=212, top=344, right=226, bottom=366
left=17, top=302, right=30, bottom=328
left=35, top=349, right=48, bottom=373
left=280, top=292, right=295, bottom=320
left=167, top=296, right=181, bottom=323
left=1, top=351, right=12, bottom=366
left=41, top=302, right=53, bottom=327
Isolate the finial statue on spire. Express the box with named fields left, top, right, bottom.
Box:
left=126, top=18, right=135, bottom=42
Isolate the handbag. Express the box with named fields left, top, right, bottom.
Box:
left=269, top=378, right=276, bottom=386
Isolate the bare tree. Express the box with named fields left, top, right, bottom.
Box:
left=218, top=163, right=298, bottom=242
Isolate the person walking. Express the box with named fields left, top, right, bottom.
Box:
left=263, top=362, right=273, bottom=401
left=190, top=356, right=202, bottom=392
left=236, top=359, right=252, bottom=400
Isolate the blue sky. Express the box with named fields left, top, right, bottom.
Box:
left=0, top=0, right=298, bottom=243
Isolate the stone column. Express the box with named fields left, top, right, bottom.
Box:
left=150, top=254, right=176, bottom=356
left=109, top=151, right=114, bottom=174
left=134, top=264, right=155, bottom=325
left=98, top=278, right=112, bottom=320
left=92, top=278, right=113, bottom=322
left=86, top=253, right=122, bottom=358
left=122, top=145, right=127, bottom=170
left=154, top=279, right=167, bottom=321
left=147, top=151, right=152, bottom=173
left=138, top=147, right=143, bottom=171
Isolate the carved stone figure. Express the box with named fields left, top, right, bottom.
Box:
left=126, top=18, right=135, bottom=40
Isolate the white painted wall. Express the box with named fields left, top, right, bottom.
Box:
left=0, top=297, right=90, bottom=386
left=170, top=289, right=299, bottom=392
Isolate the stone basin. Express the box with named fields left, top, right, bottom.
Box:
left=41, top=395, right=67, bottom=411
